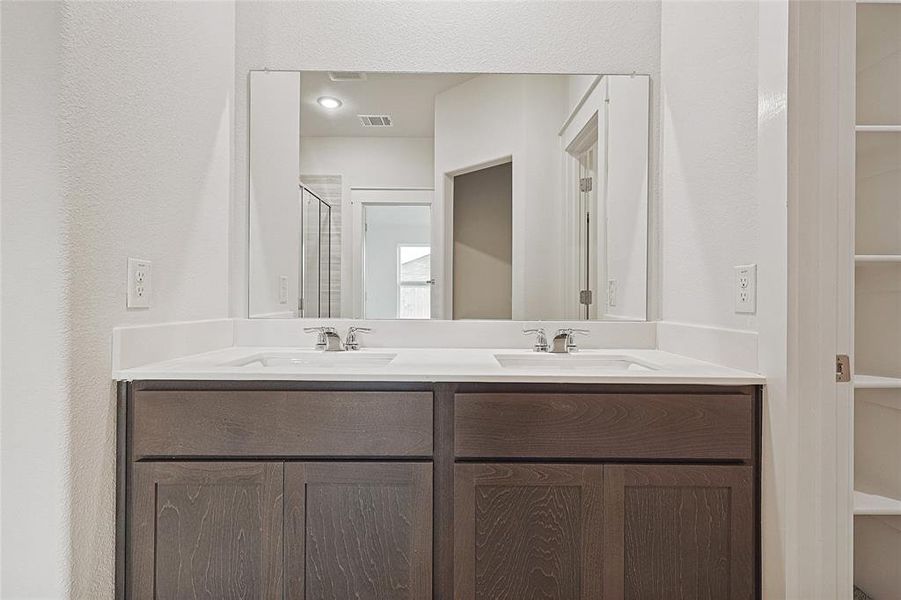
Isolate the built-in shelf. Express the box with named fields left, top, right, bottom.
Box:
left=855, top=374, right=901, bottom=389
left=855, top=491, right=901, bottom=516
left=855, top=254, right=901, bottom=263
left=856, top=125, right=901, bottom=132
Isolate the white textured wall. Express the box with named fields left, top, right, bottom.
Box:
left=249, top=71, right=301, bottom=318
left=233, top=0, right=663, bottom=318
left=1, top=3, right=69, bottom=598
left=604, top=76, right=650, bottom=321
left=659, top=0, right=759, bottom=331
left=1, top=2, right=235, bottom=597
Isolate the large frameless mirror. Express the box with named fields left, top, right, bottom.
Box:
left=248, top=71, right=650, bottom=320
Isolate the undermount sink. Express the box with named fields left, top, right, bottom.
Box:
left=493, top=352, right=656, bottom=372
left=230, top=351, right=397, bottom=369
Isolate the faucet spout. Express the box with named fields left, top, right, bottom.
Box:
left=549, top=328, right=589, bottom=353
left=304, top=326, right=344, bottom=351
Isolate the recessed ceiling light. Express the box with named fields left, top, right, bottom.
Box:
left=317, top=96, right=342, bottom=109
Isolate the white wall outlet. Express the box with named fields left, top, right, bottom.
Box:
left=127, top=258, right=152, bottom=309
left=607, top=279, right=617, bottom=307
left=279, top=275, right=289, bottom=304
left=734, top=264, right=757, bottom=314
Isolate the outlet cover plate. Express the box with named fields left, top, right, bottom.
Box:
left=734, top=264, right=756, bottom=314
left=127, top=258, right=152, bottom=309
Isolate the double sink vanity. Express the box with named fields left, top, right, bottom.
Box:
left=115, top=325, right=763, bottom=599
left=116, top=65, right=763, bottom=600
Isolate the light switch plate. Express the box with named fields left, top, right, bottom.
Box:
left=734, top=264, right=756, bottom=314
left=607, top=279, right=617, bottom=307
left=127, top=258, right=152, bottom=309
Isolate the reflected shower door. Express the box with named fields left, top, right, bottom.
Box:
left=301, top=186, right=333, bottom=318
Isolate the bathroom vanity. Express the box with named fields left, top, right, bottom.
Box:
left=115, top=347, right=762, bottom=599
left=114, top=65, right=763, bottom=599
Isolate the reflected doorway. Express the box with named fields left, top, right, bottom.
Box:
left=362, top=204, right=432, bottom=319
left=452, top=161, right=513, bottom=319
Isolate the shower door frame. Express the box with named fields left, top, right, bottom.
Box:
left=299, top=184, right=333, bottom=318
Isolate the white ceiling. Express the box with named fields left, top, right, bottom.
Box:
left=299, top=72, right=476, bottom=138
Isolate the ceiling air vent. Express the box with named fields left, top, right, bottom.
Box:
left=329, top=71, right=367, bottom=82
left=359, top=114, right=393, bottom=128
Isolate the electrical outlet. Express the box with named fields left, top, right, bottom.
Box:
left=734, top=264, right=756, bottom=314
left=607, top=279, right=617, bottom=307
left=279, top=275, right=289, bottom=304
left=127, top=258, right=152, bottom=308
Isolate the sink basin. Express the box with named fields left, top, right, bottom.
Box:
left=493, top=353, right=656, bottom=372
left=230, top=351, right=397, bottom=369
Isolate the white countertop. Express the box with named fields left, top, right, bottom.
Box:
left=114, top=346, right=764, bottom=385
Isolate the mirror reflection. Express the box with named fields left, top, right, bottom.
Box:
left=249, top=71, right=649, bottom=320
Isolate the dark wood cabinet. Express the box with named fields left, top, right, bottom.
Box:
left=455, top=391, right=754, bottom=460
left=284, top=462, right=432, bottom=600
left=603, top=465, right=755, bottom=600
left=129, top=462, right=284, bottom=599
left=119, top=382, right=760, bottom=600
left=454, top=463, right=604, bottom=600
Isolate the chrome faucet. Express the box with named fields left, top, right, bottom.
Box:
left=550, top=328, right=589, bottom=353
left=344, top=326, right=372, bottom=351
left=522, top=328, right=549, bottom=352
left=304, top=326, right=344, bottom=351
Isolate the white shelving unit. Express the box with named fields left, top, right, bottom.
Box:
left=853, top=3, right=901, bottom=597
left=855, top=491, right=901, bottom=516
left=855, top=374, right=901, bottom=389
left=856, top=125, right=901, bottom=132
left=855, top=254, right=901, bottom=263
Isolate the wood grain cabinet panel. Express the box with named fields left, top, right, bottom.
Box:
left=129, top=462, right=283, bottom=600
left=454, top=463, right=604, bottom=600
left=455, top=392, right=754, bottom=460
left=603, top=465, right=755, bottom=600
left=132, top=390, right=433, bottom=458
left=284, top=462, right=432, bottom=600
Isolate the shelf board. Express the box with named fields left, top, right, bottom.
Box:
left=856, top=125, right=901, bottom=132
left=855, top=254, right=901, bottom=263
left=855, top=491, right=901, bottom=516
left=855, top=374, right=901, bottom=389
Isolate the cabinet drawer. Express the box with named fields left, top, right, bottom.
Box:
left=132, top=390, right=433, bottom=458
left=455, top=392, right=754, bottom=460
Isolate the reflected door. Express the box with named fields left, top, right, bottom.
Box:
left=363, top=204, right=431, bottom=319
left=578, top=144, right=600, bottom=320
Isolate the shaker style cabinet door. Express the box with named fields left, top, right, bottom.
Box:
left=603, top=465, right=755, bottom=600
left=454, top=463, right=604, bottom=600
left=129, top=462, right=284, bottom=600
left=284, top=462, right=433, bottom=600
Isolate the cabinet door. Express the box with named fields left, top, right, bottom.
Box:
left=129, top=462, right=283, bottom=599
left=284, top=462, right=432, bottom=600
left=603, top=465, right=755, bottom=600
left=454, top=463, right=604, bottom=600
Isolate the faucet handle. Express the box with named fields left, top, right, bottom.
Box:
left=555, top=327, right=589, bottom=335
left=522, top=328, right=549, bottom=352
left=345, top=326, right=372, bottom=350
left=304, top=326, right=336, bottom=333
